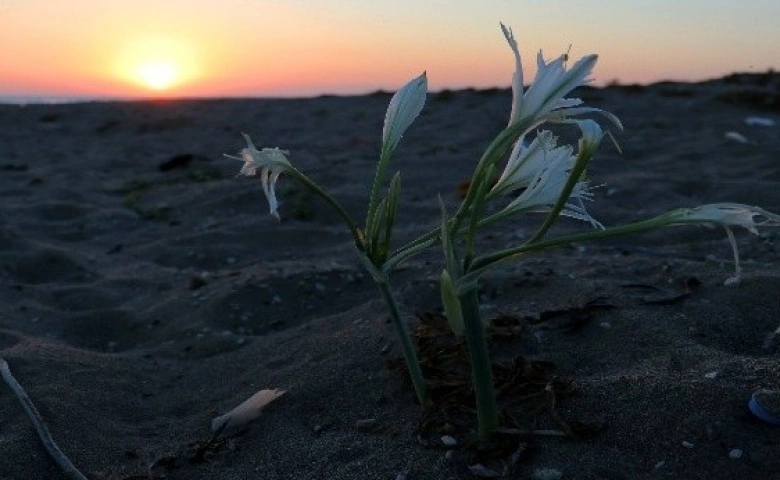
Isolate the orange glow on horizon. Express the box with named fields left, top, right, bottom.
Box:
left=0, top=2, right=778, bottom=100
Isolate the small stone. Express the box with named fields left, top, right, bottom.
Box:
left=704, top=371, right=719, bottom=379
left=468, top=464, right=501, bottom=478
left=745, top=116, right=775, bottom=127
left=395, top=471, right=410, bottom=480
left=729, top=448, right=743, bottom=459
left=724, top=131, right=748, bottom=144
left=682, top=441, right=694, bottom=449
left=354, top=418, right=377, bottom=432
left=440, top=435, right=457, bottom=447
left=532, top=468, right=563, bottom=480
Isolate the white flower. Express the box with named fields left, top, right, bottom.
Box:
left=500, top=23, right=622, bottom=130
left=382, top=72, right=427, bottom=152
left=225, top=133, right=291, bottom=219
left=490, top=120, right=605, bottom=228
left=668, top=203, right=780, bottom=283
left=498, top=131, right=600, bottom=227
left=670, top=203, right=780, bottom=234
left=490, top=130, right=556, bottom=197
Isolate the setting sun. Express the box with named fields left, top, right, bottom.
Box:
left=136, top=60, right=180, bottom=90
left=112, top=35, right=200, bottom=94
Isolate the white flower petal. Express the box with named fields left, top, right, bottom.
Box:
left=554, top=97, right=584, bottom=110
left=492, top=131, right=553, bottom=195
left=524, top=54, right=597, bottom=121
left=501, top=22, right=524, bottom=125
left=672, top=203, right=780, bottom=234
left=227, top=134, right=292, bottom=218
left=238, top=150, right=258, bottom=176
left=500, top=24, right=608, bottom=129
left=666, top=203, right=780, bottom=281
left=553, top=106, right=624, bottom=130
left=495, top=130, right=599, bottom=228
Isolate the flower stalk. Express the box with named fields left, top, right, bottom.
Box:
left=458, top=286, right=499, bottom=438
left=377, top=279, right=430, bottom=406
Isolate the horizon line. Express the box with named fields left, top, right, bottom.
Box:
left=2, top=69, right=775, bottom=106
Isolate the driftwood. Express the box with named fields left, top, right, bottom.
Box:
left=0, top=358, right=88, bottom=480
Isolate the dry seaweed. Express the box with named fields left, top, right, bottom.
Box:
left=389, top=311, right=597, bottom=471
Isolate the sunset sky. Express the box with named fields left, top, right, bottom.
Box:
left=1, top=0, right=778, bottom=101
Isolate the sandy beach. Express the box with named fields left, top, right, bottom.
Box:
left=1, top=73, right=779, bottom=479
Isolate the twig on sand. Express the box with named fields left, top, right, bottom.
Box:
left=0, top=358, right=88, bottom=480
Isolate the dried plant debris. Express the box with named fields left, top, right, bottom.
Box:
left=623, top=276, right=700, bottom=305
left=389, top=312, right=597, bottom=472
left=211, top=388, right=286, bottom=432
left=523, top=296, right=615, bottom=333
left=116, top=390, right=287, bottom=478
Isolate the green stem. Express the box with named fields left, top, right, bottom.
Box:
left=467, top=210, right=684, bottom=282
left=385, top=119, right=543, bottom=269
left=458, top=287, right=499, bottom=439
left=286, top=168, right=365, bottom=247
left=376, top=280, right=430, bottom=407
left=383, top=236, right=437, bottom=275
left=463, top=169, right=496, bottom=270
left=455, top=117, right=538, bottom=223
left=388, top=227, right=439, bottom=264
left=365, top=146, right=393, bottom=243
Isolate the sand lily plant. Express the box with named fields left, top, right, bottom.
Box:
left=228, top=72, right=432, bottom=406
left=227, top=24, right=780, bottom=439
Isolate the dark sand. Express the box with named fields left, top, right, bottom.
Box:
left=1, top=74, right=779, bottom=479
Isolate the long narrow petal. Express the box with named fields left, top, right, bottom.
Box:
left=260, top=169, right=282, bottom=219
left=522, top=54, right=597, bottom=120
left=237, top=150, right=258, bottom=176
left=492, top=131, right=569, bottom=197
left=500, top=23, right=524, bottom=125
left=553, top=106, right=624, bottom=130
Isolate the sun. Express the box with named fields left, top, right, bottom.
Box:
left=113, top=36, right=199, bottom=94
left=136, top=60, right=180, bottom=91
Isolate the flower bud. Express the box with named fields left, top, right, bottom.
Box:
left=382, top=73, right=427, bottom=152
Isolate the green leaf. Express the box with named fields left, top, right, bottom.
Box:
left=440, top=269, right=465, bottom=337
left=382, top=172, right=402, bottom=253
